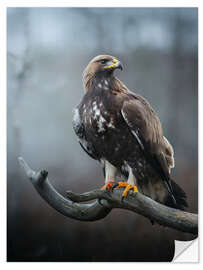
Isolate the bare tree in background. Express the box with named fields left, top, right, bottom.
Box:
left=8, top=9, right=32, bottom=159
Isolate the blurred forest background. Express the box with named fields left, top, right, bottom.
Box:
left=7, top=8, right=198, bottom=262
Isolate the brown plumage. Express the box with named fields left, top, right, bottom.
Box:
left=73, top=55, right=187, bottom=210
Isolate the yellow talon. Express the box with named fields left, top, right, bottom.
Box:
left=117, top=181, right=127, bottom=188
left=116, top=181, right=138, bottom=197
left=101, top=182, right=114, bottom=191
left=122, top=185, right=132, bottom=197
left=133, top=185, right=138, bottom=193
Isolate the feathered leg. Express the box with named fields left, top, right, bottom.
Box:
left=101, top=160, right=116, bottom=191
left=115, top=166, right=138, bottom=198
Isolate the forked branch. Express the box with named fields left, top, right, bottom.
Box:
left=18, top=157, right=198, bottom=235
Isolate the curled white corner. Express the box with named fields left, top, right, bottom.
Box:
left=173, top=238, right=198, bottom=262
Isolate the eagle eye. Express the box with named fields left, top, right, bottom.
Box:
left=100, top=59, right=107, bottom=64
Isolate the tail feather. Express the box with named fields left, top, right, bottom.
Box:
left=150, top=155, right=187, bottom=210
left=165, top=179, right=188, bottom=210
left=163, top=179, right=177, bottom=206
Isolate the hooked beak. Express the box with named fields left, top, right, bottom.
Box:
left=104, top=58, right=123, bottom=71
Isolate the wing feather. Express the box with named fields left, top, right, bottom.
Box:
left=121, top=96, right=177, bottom=204
left=72, top=107, right=99, bottom=160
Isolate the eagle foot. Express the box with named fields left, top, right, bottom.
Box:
left=101, top=182, right=114, bottom=191
left=114, top=181, right=138, bottom=198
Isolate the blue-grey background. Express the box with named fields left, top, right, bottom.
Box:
left=7, top=8, right=198, bottom=262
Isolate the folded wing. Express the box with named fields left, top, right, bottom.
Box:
left=121, top=95, right=177, bottom=204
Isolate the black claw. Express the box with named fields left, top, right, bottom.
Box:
left=108, top=186, right=114, bottom=193
left=121, top=194, right=129, bottom=201
left=121, top=193, right=128, bottom=201
left=112, top=183, right=118, bottom=190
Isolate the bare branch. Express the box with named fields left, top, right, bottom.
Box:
left=18, top=157, right=198, bottom=235
left=18, top=157, right=112, bottom=221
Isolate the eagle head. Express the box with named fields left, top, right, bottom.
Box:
left=83, top=55, right=123, bottom=92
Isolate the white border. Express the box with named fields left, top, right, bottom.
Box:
left=0, top=0, right=7, bottom=264
left=1, top=0, right=201, bottom=268
left=1, top=0, right=201, bottom=8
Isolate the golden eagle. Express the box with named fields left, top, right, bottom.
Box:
left=72, top=55, right=187, bottom=210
